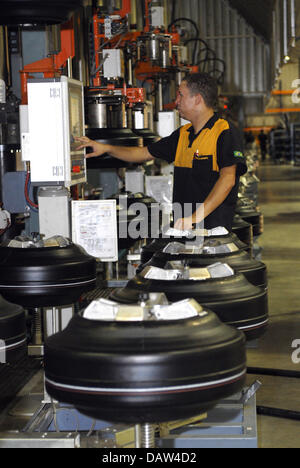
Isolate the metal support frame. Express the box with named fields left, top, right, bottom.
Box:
left=157, top=392, right=258, bottom=449
left=0, top=386, right=258, bottom=448
left=0, top=432, right=80, bottom=449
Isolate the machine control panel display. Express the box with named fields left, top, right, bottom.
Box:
left=27, top=77, right=86, bottom=187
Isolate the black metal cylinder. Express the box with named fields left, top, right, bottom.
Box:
left=0, top=1, right=85, bottom=25
left=0, top=144, right=17, bottom=203
left=0, top=295, right=26, bottom=363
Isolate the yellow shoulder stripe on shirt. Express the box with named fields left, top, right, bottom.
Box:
left=175, top=119, right=230, bottom=171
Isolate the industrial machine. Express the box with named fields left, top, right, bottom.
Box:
left=0, top=0, right=263, bottom=449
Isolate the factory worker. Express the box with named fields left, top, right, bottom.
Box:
left=76, top=73, right=247, bottom=231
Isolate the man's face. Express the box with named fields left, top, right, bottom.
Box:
left=175, top=81, right=198, bottom=120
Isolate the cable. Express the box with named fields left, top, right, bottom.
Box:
left=25, top=171, right=38, bottom=210
left=184, top=38, right=211, bottom=66
left=257, top=406, right=300, bottom=421
left=197, top=57, right=225, bottom=69
left=196, top=57, right=226, bottom=84
left=171, top=0, right=177, bottom=24
left=168, top=18, right=200, bottom=39
left=90, top=24, right=128, bottom=78
left=247, top=367, right=300, bottom=379
left=169, top=19, right=200, bottom=64
left=51, top=399, right=80, bottom=433
left=87, top=419, right=97, bottom=437
left=51, top=399, right=60, bottom=432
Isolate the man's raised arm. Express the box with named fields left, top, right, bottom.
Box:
left=75, top=136, right=154, bottom=164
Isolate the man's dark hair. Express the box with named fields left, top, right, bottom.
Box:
left=183, top=73, right=218, bottom=109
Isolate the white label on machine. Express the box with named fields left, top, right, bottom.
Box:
left=21, top=133, right=31, bottom=162
left=125, top=170, right=145, bottom=193
left=72, top=200, right=118, bottom=262
left=145, top=175, right=173, bottom=228
left=145, top=175, right=173, bottom=204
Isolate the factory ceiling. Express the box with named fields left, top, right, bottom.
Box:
left=228, top=0, right=276, bottom=42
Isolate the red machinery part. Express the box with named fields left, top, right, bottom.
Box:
left=19, top=18, right=75, bottom=104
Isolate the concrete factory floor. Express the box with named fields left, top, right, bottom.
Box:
left=246, top=161, right=300, bottom=448
left=1, top=161, right=300, bottom=449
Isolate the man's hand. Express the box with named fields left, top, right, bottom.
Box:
left=75, top=136, right=154, bottom=164
left=174, top=216, right=194, bottom=231
left=75, top=136, right=109, bottom=158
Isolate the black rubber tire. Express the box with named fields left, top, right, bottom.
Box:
left=0, top=295, right=26, bottom=363
left=110, top=272, right=269, bottom=341
left=45, top=308, right=246, bottom=423
left=86, top=129, right=142, bottom=169
left=232, top=214, right=253, bottom=249
left=0, top=243, right=97, bottom=307
left=133, top=129, right=160, bottom=145
left=140, top=249, right=268, bottom=289
left=140, top=232, right=248, bottom=265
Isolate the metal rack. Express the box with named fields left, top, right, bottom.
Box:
left=290, top=123, right=300, bottom=165
left=269, top=128, right=291, bottom=162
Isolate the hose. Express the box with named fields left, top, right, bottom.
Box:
left=25, top=171, right=39, bottom=210
left=247, top=367, right=300, bottom=379
left=257, top=406, right=300, bottom=421
left=167, top=18, right=200, bottom=39
left=168, top=18, right=200, bottom=63
left=184, top=37, right=211, bottom=66
left=171, top=0, right=177, bottom=24
left=247, top=367, right=300, bottom=422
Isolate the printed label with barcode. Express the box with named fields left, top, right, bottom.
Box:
left=52, top=166, right=64, bottom=176
left=50, top=87, right=61, bottom=98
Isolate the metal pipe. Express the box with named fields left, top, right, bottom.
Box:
left=157, top=78, right=163, bottom=112
left=128, top=57, right=133, bottom=86
left=176, top=71, right=182, bottom=86
left=283, top=0, right=288, bottom=58
left=130, top=0, right=137, bottom=30
left=134, top=424, right=141, bottom=448
left=272, top=9, right=277, bottom=75
left=67, top=57, right=73, bottom=79
left=32, top=308, right=43, bottom=346
left=140, top=423, right=155, bottom=448
left=0, top=26, right=8, bottom=88
left=290, top=0, right=296, bottom=45
left=275, top=0, right=281, bottom=70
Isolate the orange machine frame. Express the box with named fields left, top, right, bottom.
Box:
left=20, top=19, right=75, bottom=105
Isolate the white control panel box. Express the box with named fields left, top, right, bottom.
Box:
left=26, top=76, right=86, bottom=187
left=151, top=6, right=165, bottom=28
left=156, top=110, right=180, bottom=138
left=102, top=49, right=124, bottom=79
